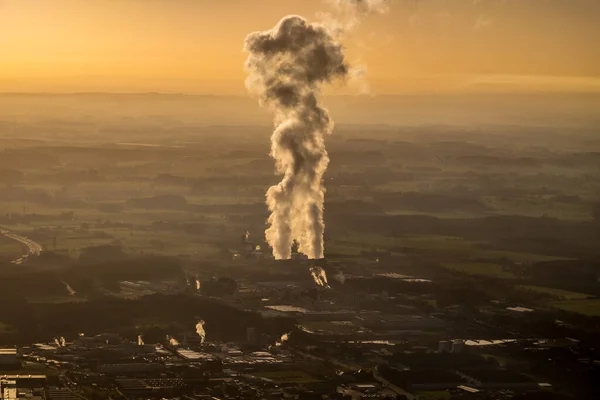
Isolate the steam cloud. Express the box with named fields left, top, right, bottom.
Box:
left=244, top=2, right=390, bottom=260
left=244, top=16, right=348, bottom=260
left=196, top=320, right=206, bottom=344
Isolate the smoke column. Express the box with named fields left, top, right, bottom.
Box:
left=244, top=2, right=389, bottom=260
left=196, top=320, right=206, bottom=344
left=244, top=16, right=348, bottom=260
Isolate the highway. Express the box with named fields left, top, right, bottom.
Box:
left=0, top=227, right=43, bottom=264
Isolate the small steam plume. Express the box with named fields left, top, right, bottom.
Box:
left=78, top=332, right=85, bottom=338
left=196, top=320, right=206, bottom=344
left=61, top=280, right=76, bottom=296
left=195, top=278, right=201, bottom=292
left=59, top=337, right=66, bottom=347
left=332, top=270, right=346, bottom=284
left=166, top=335, right=180, bottom=347
left=269, top=332, right=291, bottom=350
left=137, top=335, right=144, bottom=346
left=276, top=332, right=290, bottom=346
left=245, top=16, right=348, bottom=260
left=54, top=338, right=61, bottom=347
left=310, top=266, right=330, bottom=288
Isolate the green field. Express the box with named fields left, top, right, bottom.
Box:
left=551, top=299, right=600, bottom=317
left=516, top=285, right=593, bottom=300
left=415, top=391, right=451, bottom=400
left=441, top=262, right=517, bottom=279
left=251, top=370, right=321, bottom=384
left=0, top=235, right=23, bottom=260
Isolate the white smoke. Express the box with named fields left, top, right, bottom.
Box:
left=196, top=320, right=206, bottom=344
left=269, top=332, right=291, bottom=350
left=245, top=17, right=347, bottom=260
left=166, top=335, right=180, bottom=347
left=332, top=270, right=346, bottom=284
left=310, top=266, right=330, bottom=288
left=245, top=3, right=391, bottom=261
left=137, top=335, right=144, bottom=346
left=62, top=280, right=76, bottom=296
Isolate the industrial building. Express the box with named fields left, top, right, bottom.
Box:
left=0, top=348, right=19, bottom=368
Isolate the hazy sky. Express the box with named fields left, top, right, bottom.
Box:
left=1, top=0, right=599, bottom=94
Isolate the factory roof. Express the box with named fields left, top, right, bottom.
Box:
left=176, top=349, right=214, bottom=360
left=506, top=306, right=535, bottom=313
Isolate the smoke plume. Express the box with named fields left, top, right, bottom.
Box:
left=276, top=332, right=291, bottom=346
left=269, top=332, right=291, bottom=349
left=196, top=320, right=206, bottom=344
left=332, top=270, right=346, bottom=284
left=166, top=335, right=180, bottom=347
left=310, top=266, right=330, bottom=287
left=62, top=280, right=76, bottom=296
left=245, top=1, right=392, bottom=260
left=244, top=16, right=348, bottom=260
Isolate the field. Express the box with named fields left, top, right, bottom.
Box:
left=440, top=262, right=517, bottom=279
left=0, top=234, right=23, bottom=261
left=516, top=285, right=593, bottom=300
left=415, top=391, right=451, bottom=400
left=550, top=299, right=600, bottom=317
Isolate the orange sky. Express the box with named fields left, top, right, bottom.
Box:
left=1, top=0, right=599, bottom=94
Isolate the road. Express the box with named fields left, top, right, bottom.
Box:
left=0, top=227, right=43, bottom=264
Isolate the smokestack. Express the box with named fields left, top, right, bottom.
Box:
left=244, top=16, right=348, bottom=260
left=195, top=320, right=206, bottom=344
left=137, top=335, right=144, bottom=346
